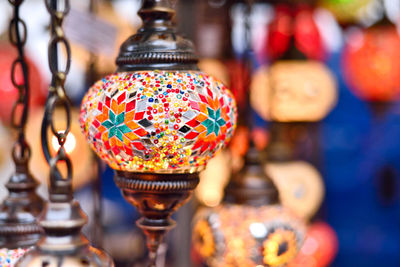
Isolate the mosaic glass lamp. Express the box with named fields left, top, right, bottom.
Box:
left=250, top=62, right=337, bottom=122
left=251, top=5, right=337, bottom=122
left=342, top=21, right=400, bottom=103
left=192, top=145, right=305, bottom=267
left=80, top=0, right=237, bottom=265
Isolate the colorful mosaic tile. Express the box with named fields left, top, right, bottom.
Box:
left=0, top=247, right=29, bottom=266
left=80, top=71, right=237, bottom=173
left=192, top=205, right=305, bottom=267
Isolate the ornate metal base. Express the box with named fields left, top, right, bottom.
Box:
left=16, top=201, right=114, bottom=267
left=0, top=161, right=44, bottom=249
left=114, top=171, right=200, bottom=266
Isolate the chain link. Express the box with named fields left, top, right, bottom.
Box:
left=8, top=0, right=31, bottom=165
left=42, top=0, right=73, bottom=202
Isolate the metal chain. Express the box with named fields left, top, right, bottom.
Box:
left=41, top=0, right=73, bottom=202
left=8, top=0, right=32, bottom=166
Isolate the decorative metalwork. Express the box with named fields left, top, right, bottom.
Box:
left=16, top=0, right=113, bottom=266
left=0, top=0, right=44, bottom=253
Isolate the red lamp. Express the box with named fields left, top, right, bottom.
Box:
left=342, top=24, right=400, bottom=102
left=0, top=42, right=46, bottom=123
left=267, top=4, right=326, bottom=61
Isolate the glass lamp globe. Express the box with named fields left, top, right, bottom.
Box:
left=192, top=204, right=305, bottom=267
left=81, top=71, right=236, bottom=173
left=250, top=61, right=337, bottom=122
left=342, top=24, right=400, bottom=102
left=265, top=160, right=324, bottom=221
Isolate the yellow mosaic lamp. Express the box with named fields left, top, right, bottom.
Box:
left=250, top=62, right=337, bottom=122
left=192, top=145, right=305, bottom=267
left=80, top=0, right=237, bottom=265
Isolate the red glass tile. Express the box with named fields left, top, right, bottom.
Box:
left=117, top=92, right=126, bottom=104
left=126, top=100, right=136, bottom=112
left=186, top=119, right=200, bottom=127
left=132, top=142, right=146, bottom=150
left=185, top=131, right=199, bottom=139
left=134, top=128, right=148, bottom=137
left=134, top=111, right=145, bottom=120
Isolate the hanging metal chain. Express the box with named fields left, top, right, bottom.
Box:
left=8, top=0, right=32, bottom=166
left=41, top=0, right=73, bottom=202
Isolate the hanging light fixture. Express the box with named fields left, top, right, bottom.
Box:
left=0, top=0, right=44, bottom=265
left=192, top=144, right=305, bottom=267
left=250, top=3, right=337, bottom=122
left=342, top=2, right=400, bottom=103
left=79, top=0, right=237, bottom=265
left=16, top=0, right=113, bottom=266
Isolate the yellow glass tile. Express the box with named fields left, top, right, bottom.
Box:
left=126, top=120, right=139, bottom=130
left=111, top=99, right=118, bottom=114
left=117, top=102, right=126, bottom=114
left=125, top=111, right=135, bottom=121
left=125, top=132, right=139, bottom=141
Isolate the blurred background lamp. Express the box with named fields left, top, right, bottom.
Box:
left=192, top=145, right=305, bottom=267
left=250, top=61, right=337, bottom=122
left=342, top=24, right=400, bottom=102
left=266, top=160, right=325, bottom=221
left=0, top=42, right=47, bottom=124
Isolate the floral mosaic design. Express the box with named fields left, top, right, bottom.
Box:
left=80, top=71, right=237, bottom=173
left=192, top=205, right=305, bottom=267
left=0, top=248, right=29, bottom=266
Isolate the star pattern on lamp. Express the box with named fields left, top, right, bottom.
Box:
left=202, top=108, right=226, bottom=136
left=102, top=110, right=131, bottom=142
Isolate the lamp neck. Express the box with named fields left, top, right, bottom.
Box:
left=116, top=0, right=199, bottom=72
left=138, top=0, right=175, bottom=26
left=224, top=144, right=280, bottom=206
left=0, top=157, right=43, bottom=249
